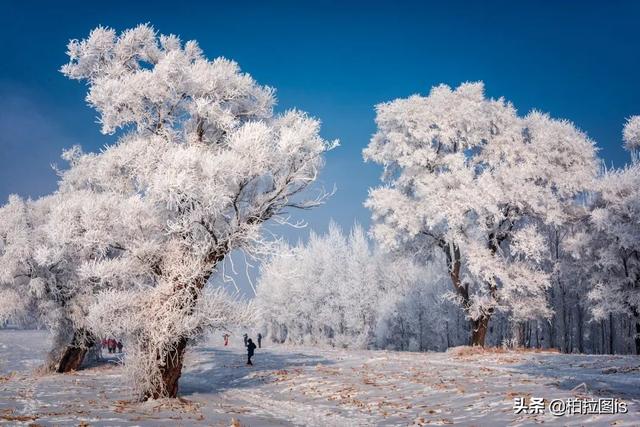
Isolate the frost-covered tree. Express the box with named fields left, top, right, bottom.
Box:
left=623, top=115, right=640, bottom=158
left=0, top=193, right=103, bottom=372
left=375, top=266, right=455, bottom=351
left=570, top=117, right=640, bottom=354
left=59, top=24, right=335, bottom=399
left=255, top=223, right=424, bottom=348
left=0, top=196, right=42, bottom=327
left=364, top=82, right=598, bottom=346
left=0, top=188, right=157, bottom=372
left=590, top=173, right=640, bottom=353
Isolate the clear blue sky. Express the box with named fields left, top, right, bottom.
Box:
left=1, top=0, right=639, bottom=239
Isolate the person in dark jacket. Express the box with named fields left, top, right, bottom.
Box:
left=257, top=333, right=262, bottom=348
left=117, top=341, right=123, bottom=353
left=246, top=338, right=256, bottom=365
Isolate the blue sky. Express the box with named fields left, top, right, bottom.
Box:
left=1, top=0, right=639, bottom=240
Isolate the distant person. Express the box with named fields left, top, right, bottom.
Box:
left=243, top=333, right=248, bottom=347
left=223, top=333, right=230, bottom=346
left=246, top=338, right=256, bottom=365
left=117, top=341, right=123, bottom=353
left=257, top=333, right=262, bottom=348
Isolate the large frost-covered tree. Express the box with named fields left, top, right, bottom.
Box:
left=569, top=116, right=640, bottom=354
left=364, top=82, right=598, bottom=346
left=59, top=24, right=335, bottom=399
left=0, top=193, right=99, bottom=372
left=0, top=188, right=157, bottom=372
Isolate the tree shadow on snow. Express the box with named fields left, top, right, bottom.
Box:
left=508, top=354, right=640, bottom=400
left=180, top=346, right=334, bottom=396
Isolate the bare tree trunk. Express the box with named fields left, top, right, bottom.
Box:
left=549, top=286, right=557, bottom=349
left=561, top=283, right=569, bottom=353
left=609, top=313, right=615, bottom=354
left=624, top=316, right=631, bottom=354
left=143, top=252, right=225, bottom=401
left=568, top=307, right=574, bottom=353
left=57, top=329, right=95, bottom=373
left=577, top=302, right=584, bottom=353
left=418, top=311, right=424, bottom=351
left=146, top=337, right=188, bottom=400
left=444, top=242, right=494, bottom=347
left=445, top=320, right=450, bottom=349
left=470, top=315, right=490, bottom=347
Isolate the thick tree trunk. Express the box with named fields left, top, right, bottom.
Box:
left=146, top=337, right=188, bottom=399
left=143, top=252, right=226, bottom=401
left=470, top=315, right=490, bottom=347
left=57, top=329, right=95, bottom=373
left=443, top=242, right=494, bottom=347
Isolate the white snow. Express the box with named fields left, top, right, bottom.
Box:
left=0, top=330, right=638, bottom=426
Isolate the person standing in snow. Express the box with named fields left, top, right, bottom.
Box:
left=223, top=333, right=230, bottom=346
left=243, top=333, right=248, bottom=347
left=246, top=338, right=257, bottom=365
left=117, top=341, right=123, bottom=353
left=257, top=333, right=262, bottom=348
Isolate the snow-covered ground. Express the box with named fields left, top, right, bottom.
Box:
left=0, top=330, right=638, bottom=426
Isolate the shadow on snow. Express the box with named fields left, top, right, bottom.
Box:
left=180, top=346, right=334, bottom=396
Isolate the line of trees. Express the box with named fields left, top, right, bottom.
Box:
left=256, top=222, right=448, bottom=349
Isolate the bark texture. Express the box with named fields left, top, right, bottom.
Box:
left=444, top=242, right=492, bottom=347
left=147, top=337, right=188, bottom=399
left=470, top=315, right=490, bottom=347
left=56, top=329, right=94, bottom=373
left=144, top=255, right=224, bottom=400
